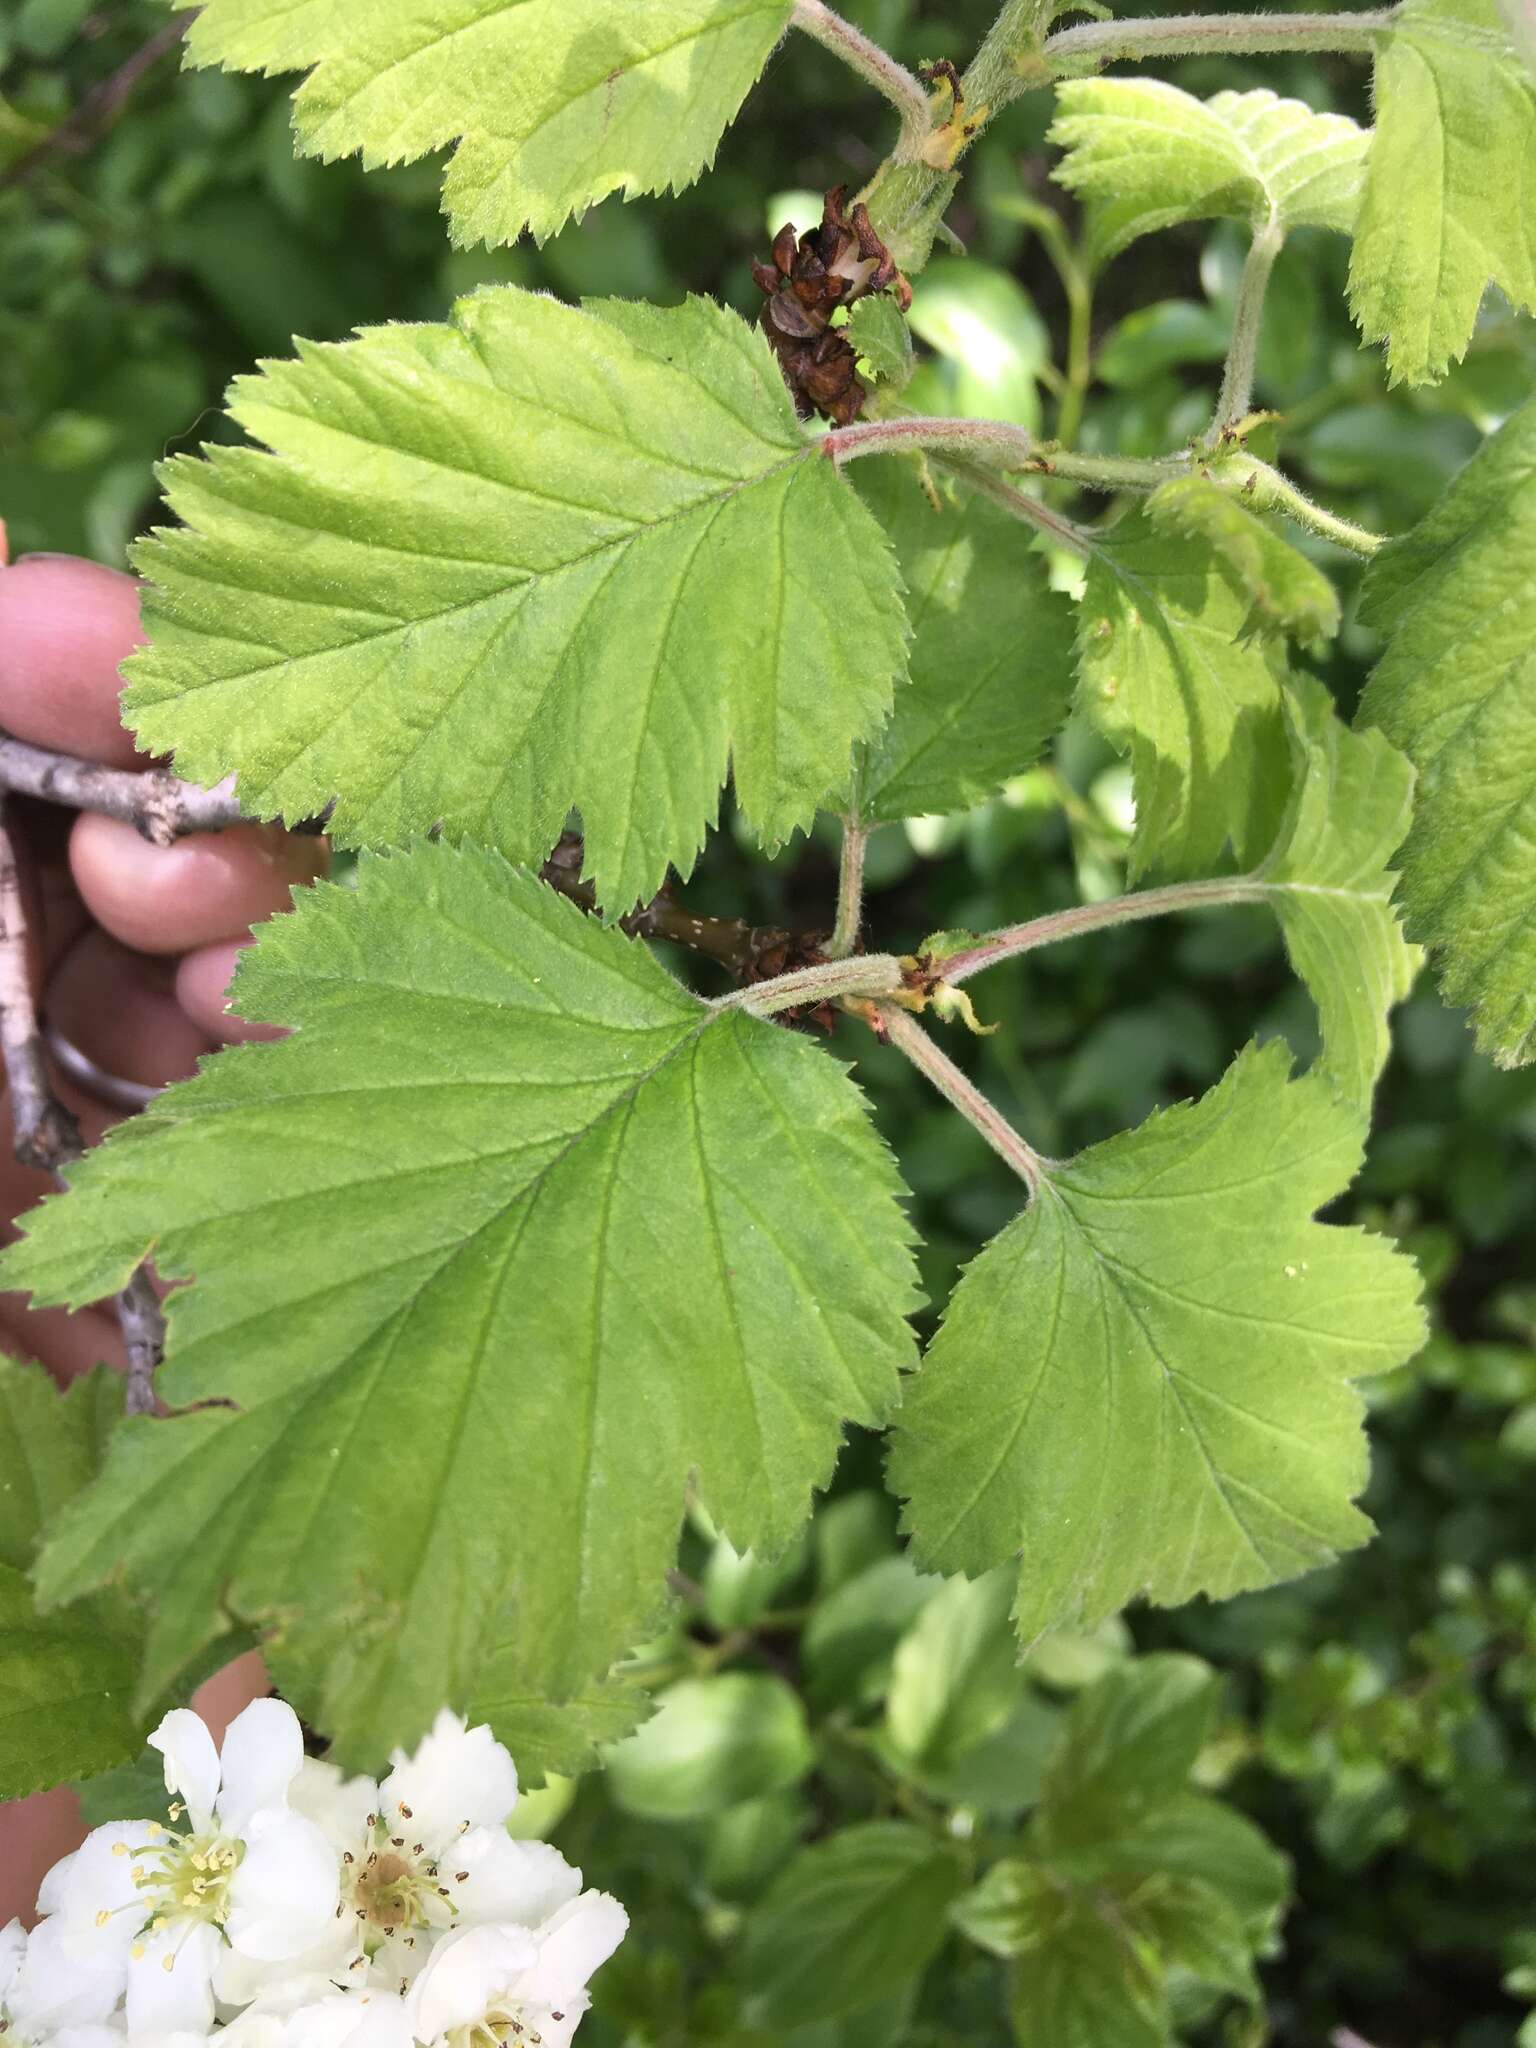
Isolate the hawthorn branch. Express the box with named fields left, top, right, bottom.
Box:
left=877, top=1003, right=1050, bottom=1193
left=934, top=878, right=1269, bottom=985
left=1206, top=217, right=1285, bottom=445
left=0, top=10, right=198, bottom=191
left=1042, top=7, right=1396, bottom=69
left=0, top=797, right=163, bottom=1415
left=0, top=733, right=246, bottom=845
left=829, top=814, right=869, bottom=960
left=790, top=0, right=934, bottom=159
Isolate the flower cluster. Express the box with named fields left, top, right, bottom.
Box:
left=0, top=1701, right=626, bottom=2048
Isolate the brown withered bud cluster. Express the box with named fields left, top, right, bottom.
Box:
left=753, top=185, right=911, bottom=428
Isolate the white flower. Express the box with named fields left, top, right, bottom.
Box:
left=222, top=1987, right=412, bottom=2048
left=282, top=1713, right=581, bottom=1997
left=37, top=1700, right=338, bottom=2035
left=409, top=1892, right=628, bottom=2048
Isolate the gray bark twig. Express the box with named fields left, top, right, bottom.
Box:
left=0, top=732, right=246, bottom=846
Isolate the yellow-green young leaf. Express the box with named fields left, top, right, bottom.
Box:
left=1145, top=476, right=1340, bottom=644
left=1350, top=0, right=1536, bottom=383
left=177, top=0, right=793, bottom=248
left=1240, top=677, right=1418, bottom=1108
left=738, top=1822, right=969, bottom=2028
left=124, top=288, right=907, bottom=913
left=0, top=1363, right=148, bottom=1799
left=1050, top=81, right=1368, bottom=268
left=855, top=463, right=1076, bottom=823
left=1, top=846, right=918, bottom=1768
left=888, top=1042, right=1427, bottom=1648
left=1356, top=395, right=1536, bottom=1063
left=1076, top=507, right=1295, bottom=878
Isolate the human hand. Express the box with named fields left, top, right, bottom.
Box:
left=0, top=528, right=329, bottom=1920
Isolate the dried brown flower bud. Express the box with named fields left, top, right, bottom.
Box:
left=754, top=186, right=911, bottom=428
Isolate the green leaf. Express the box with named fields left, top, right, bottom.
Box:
left=2, top=845, right=918, bottom=1766
left=844, top=297, right=914, bottom=391
left=0, top=1563, right=146, bottom=1801
left=1356, top=394, right=1536, bottom=1063
left=1123, top=1874, right=1258, bottom=2002
left=1035, top=1656, right=1218, bottom=1858
left=0, top=1363, right=151, bottom=1800
left=739, top=1822, right=969, bottom=2028
left=1350, top=0, right=1536, bottom=383
left=179, top=0, right=793, bottom=248
left=467, top=1644, right=650, bottom=1787
left=1241, top=676, right=1418, bottom=1107
left=855, top=464, right=1075, bottom=824
left=75, top=1745, right=171, bottom=1827
left=906, top=257, right=1049, bottom=428
left=888, top=1041, right=1427, bottom=1647
left=952, top=1857, right=1059, bottom=1959
left=1145, top=475, right=1339, bottom=644
left=884, top=1568, right=1023, bottom=1770
left=124, top=288, right=907, bottom=911
left=801, top=1554, right=936, bottom=1711
left=1076, top=507, right=1294, bottom=878
left=1050, top=81, right=1368, bottom=269
left=1096, top=1791, right=1289, bottom=1933
left=1008, top=1897, right=1166, bottom=2048
left=604, top=1674, right=812, bottom=1821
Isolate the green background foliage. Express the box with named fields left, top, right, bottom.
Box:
left=3, top=1, right=1536, bottom=2043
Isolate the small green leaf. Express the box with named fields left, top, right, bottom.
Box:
left=1050, top=81, right=1368, bottom=268
left=603, top=1674, right=812, bottom=1821
left=857, top=463, right=1075, bottom=823
left=1035, top=1656, right=1217, bottom=1857
left=125, top=288, right=907, bottom=911
left=0, top=1357, right=119, bottom=1570
left=844, top=297, right=914, bottom=390
left=1356, top=394, right=1536, bottom=1063
left=1350, top=0, right=1536, bottom=383
left=884, top=1568, right=1022, bottom=1770
left=952, top=1857, right=1059, bottom=1959
left=180, top=0, right=793, bottom=248
left=1076, top=507, right=1294, bottom=877
left=75, top=1745, right=170, bottom=1828
left=889, top=1042, right=1427, bottom=1647
left=801, top=1555, right=936, bottom=1711
left=1097, top=1791, right=1289, bottom=1933
left=739, top=1822, right=969, bottom=2028
left=3, top=846, right=918, bottom=1766
left=1145, top=475, right=1340, bottom=644
left=1008, top=1896, right=1166, bottom=2048
left=1124, top=1874, right=1258, bottom=2001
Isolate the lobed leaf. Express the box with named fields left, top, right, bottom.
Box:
left=177, top=0, right=793, bottom=248
left=889, top=1041, right=1427, bottom=1647
left=1356, top=395, right=1536, bottom=1062
left=1, top=845, right=918, bottom=1767
left=1076, top=507, right=1295, bottom=878
left=1050, top=80, right=1368, bottom=268
left=1145, top=475, right=1340, bottom=645
left=125, top=288, right=907, bottom=912
left=856, top=463, right=1076, bottom=823
left=1350, top=0, right=1536, bottom=383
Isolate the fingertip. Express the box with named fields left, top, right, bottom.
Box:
left=69, top=814, right=329, bottom=957
left=176, top=936, right=287, bottom=1045
left=0, top=554, right=148, bottom=768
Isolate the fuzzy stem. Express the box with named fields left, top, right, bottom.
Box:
left=721, top=954, right=906, bottom=1017
left=829, top=815, right=870, bottom=960
left=790, top=0, right=933, bottom=157
left=878, top=1004, right=1049, bottom=1193
left=1217, top=455, right=1388, bottom=555
left=934, top=455, right=1097, bottom=557
left=1043, top=7, right=1396, bottom=69
left=936, top=879, right=1266, bottom=985
left=1030, top=447, right=1189, bottom=490
left=827, top=413, right=1038, bottom=469
left=1206, top=218, right=1285, bottom=445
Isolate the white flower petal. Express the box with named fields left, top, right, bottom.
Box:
left=453, top=1830, right=583, bottom=1931
left=225, top=1810, right=341, bottom=1962
left=0, top=1916, right=25, bottom=1999
left=408, top=1922, right=537, bottom=2042
left=215, top=1698, right=305, bottom=1836
left=285, top=1990, right=414, bottom=2048
left=212, top=1933, right=353, bottom=2012
left=512, top=1892, right=628, bottom=2009
left=149, top=1711, right=220, bottom=1834
left=125, top=1919, right=221, bottom=2036
left=381, top=1711, right=518, bottom=1849
left=35, top=1847, right=79, bottom=1919
left=12, top=1914, right=128, bottom=2027
left=53, top=1821, right=150, bottom=1929
left=49, top=2028, right=127, bottom=2048
left=290, top=1759, right=378, bottom=1853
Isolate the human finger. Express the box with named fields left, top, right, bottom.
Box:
left=69, top=815, right=329, bottom=958
left=0, top=554, right=148, bottom=770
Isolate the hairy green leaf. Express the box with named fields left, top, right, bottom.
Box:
left=178, top=0, right=792, bottom=247
left=125, top=288, right=907, bottom=911
left=1145, top=476, right=1340, bottom=644
left=0, top=1357, right=118, bottom=1570
left=1, top=845, right=917, bottom=1767
left=1350, top=0, right=1536, bottom=383
left=1050, top=81, right=1368, bottom=268
left=1076, top=507, right=1294, bottom=877
left=856, top=463, right=1075, bottom=822
left=889, top=1041, right=1427, bottom=1645
left=467, top=1646, right=650, bottom=1787
left=738, top=1822, right=968, bottom=2028
left=1357, top=396, right=1536, bottom=1063
left=1242, top=677, right=1417, bottom=1107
